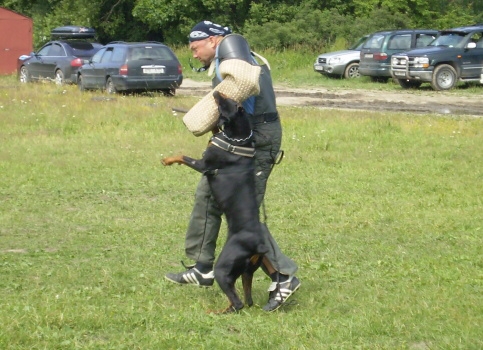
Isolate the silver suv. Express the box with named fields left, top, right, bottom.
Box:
left=313, top=35, right=368, bottom=79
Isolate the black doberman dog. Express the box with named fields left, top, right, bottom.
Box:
left=162, top=91, right=268, bottom=313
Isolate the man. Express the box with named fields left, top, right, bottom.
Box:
left=165, top=20, right=300, bottom=312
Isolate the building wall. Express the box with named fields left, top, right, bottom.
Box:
left=0, top=8, right=33, bottom=75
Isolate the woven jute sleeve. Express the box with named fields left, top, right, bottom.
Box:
left=183, top=59, right=261, bottom=136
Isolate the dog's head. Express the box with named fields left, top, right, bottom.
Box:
left=213, top=91, right=244, bottom=129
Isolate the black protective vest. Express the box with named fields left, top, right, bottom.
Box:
left=212, top=34, right=278, bottom=121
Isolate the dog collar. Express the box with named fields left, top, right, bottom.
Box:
left=221, top=130, right=253, bottom=143
left=211, top=136, right=255, bottom=157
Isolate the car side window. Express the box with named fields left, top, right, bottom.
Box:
left=363, top=35, right=384, bottom=49
left=470, top=32, right=483, bottom=47
left=101, top=48, right=113, bottom=63
left=111, top=47, right=125, bottom=62
left=388, top=34, right=411, bottom=50
left=476, top=33, right=483, bottom=48
left=37, top=44, right=51, bottom=56
left=90, top=48, right=106, bottom=63
left=416, top=34, right=437, bottom=47
left=49, top=43, right=65, bottom=56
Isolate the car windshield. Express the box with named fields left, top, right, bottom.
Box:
left=429, top=32, right=466, bottom=47
left=349, top=36, right=369, bottom=50
left=66, top=41, right=99, bottom=56
left=67, top=42, right=96, bottom=50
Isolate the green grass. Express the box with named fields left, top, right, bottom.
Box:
left=1, top=75, right=483, bottom=349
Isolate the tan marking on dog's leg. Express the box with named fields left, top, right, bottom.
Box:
left=262, top=256, right=276, bottom=274
left=161, top=155, right=185, bottom=166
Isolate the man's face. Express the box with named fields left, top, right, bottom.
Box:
left=189, top=36, right=218, bottom=67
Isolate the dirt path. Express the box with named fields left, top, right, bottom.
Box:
left=178, top=79, right=483, bottom=117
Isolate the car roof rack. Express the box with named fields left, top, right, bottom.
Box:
left=51, top=25, right=96, bottom=39
left=105, top=41, right=165, bottom=45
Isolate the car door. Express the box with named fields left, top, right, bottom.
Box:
left=80, top=47, right=106, bottom=88
left=92, top=47, right=114, bottom=88
left=88, top=47, right=121, bottom=88
left=28, top=44, right=52, bottom=80
left=37, top=43, right=66, bottom=79
left=460, top=31, right=483, bottom=79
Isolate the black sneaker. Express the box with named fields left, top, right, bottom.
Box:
left=165, top=267, right=214, bottom=287
left=262, top=276, right=300, bottom=312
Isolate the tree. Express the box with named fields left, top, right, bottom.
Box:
left=1, top=0, right=482, bottom=49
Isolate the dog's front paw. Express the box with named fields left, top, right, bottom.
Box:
left=161, top=157, right=174, bottom=166
left=162, top=155, right=184, bottom=166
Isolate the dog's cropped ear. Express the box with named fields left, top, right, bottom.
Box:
left=213, top=91, right=239, bottom=120
left=212, top=91, right=226, bottom=106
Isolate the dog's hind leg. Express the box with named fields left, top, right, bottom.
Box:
left=218, top=280, right=244, bottom=313
left=242, top=254, right=263, bottom=307
left=241, top=272, right=254, bottom=307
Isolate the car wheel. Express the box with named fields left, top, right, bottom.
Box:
left=78, top=74, right=86, bottom=91
left=19, top=66, right=30, bottom=83
left=105, top=77, right=117, bottom=94
left=396, top=79, right=422, bottom=89
left=55, top=69, right=64, bottom=85
left=344, top=62, right=360, bottom=79
left=162, top=88, right=176, bottom=96
left=431, top=64, right=457, bottom=91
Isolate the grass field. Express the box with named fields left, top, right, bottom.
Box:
left=1, top=70, right=483, bottom=350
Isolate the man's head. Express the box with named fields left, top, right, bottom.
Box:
left=189, top=21, right=231, bottom=68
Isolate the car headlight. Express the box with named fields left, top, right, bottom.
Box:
left=392, top=57, right=408, bottom=65
left=328, top=57, right=342, bottom=64
left=412, top=57, right=430, bottom=68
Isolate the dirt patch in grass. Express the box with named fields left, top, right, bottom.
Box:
left=178, top=79, right=483, bottom=117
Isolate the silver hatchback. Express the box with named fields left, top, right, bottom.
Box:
left=313, top=35, right=368, bottom=79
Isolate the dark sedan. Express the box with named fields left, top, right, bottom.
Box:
left=77, top=41, right=183, bottom=95
left=17, top=26, right=102, bottom=85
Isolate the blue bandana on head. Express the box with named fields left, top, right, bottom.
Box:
left=189, top=20, right=232, bottom=42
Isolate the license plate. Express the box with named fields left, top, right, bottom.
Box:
left=314, top=65, right=324, bottom=71
left=365, top=53, right=373, bottom=58
left=394, top=71, right=405, bottom=76
left=143, top=68, right=164, bottom=74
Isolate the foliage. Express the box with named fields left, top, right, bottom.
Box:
left=1, top=0, right=483, bottom=48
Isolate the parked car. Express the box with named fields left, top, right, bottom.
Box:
left=391, top=24, right=483, bottom=90
left=17, top=26, right=102, bottom=85
left=313, top=35, right=369, bottom=79
left=359, top=29, right=438, bottom=82
left=77, top=41, right=183, bottom=95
